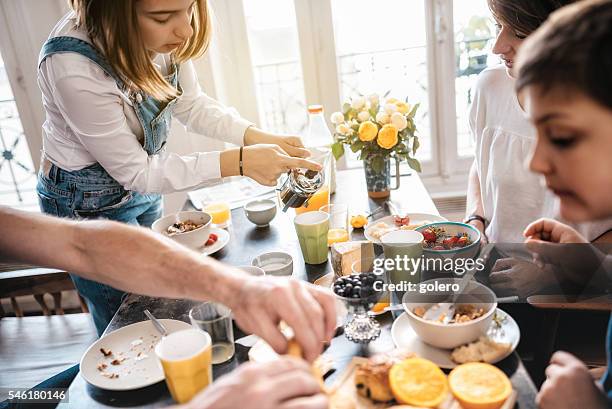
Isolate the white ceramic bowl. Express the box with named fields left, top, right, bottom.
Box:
left=252, top=251, right=293, bottom=276
left=152, top=211, right=212, bottom=250
left=244, top=199, right=277, bottom=227
left=401, top=278, right=496, bottom=349
left=238, top=265, right=266, bottom=276
left=415, top=222, right=481, bottom=264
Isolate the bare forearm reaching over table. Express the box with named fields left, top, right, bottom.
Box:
left=0, top=206, right=336, bottom=361
left=0, top=205, right=242, bottom=303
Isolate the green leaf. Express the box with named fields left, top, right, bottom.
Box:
left=350, top=141, right=364, bottom=153
left=331, top=142, right=345, bottom=160
left=406, top=157, right=422, bottom=173
left=412, top=136, right=420, bottom=155
left=372, top=155, right=384, bottom=173
left=408, top=103, right=420, bottom=119
left=342, top=103, right=351, bottom=114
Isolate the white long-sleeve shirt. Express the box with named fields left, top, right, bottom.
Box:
left=470, top=65, right=612, bottom=242
left=38, top=12, right=252, bottom=194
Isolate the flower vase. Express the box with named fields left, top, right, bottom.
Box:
left=363, top=155, right=395, bottom=198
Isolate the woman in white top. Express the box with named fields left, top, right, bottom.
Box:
left=466, top=0, right=611, bottom=297
left=36, top=0, right=321, bottom=334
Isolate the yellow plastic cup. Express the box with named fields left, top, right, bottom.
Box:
left=155, top=328, right=213, bottom=404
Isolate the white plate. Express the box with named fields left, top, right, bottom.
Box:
left=80, top=319, right=192, bottom=390
left=200, top=228, right=230, bottom=256
left=391, top=308, right=520, bottom=369
left=364, top=213, right=447, bottom=244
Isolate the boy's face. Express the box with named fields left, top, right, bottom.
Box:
left=522, top=86, right=612, bottom=222
left=136, top=0, right=196, bottom=54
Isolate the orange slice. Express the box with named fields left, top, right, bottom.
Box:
left=327, top=228, right=349, bottom=246
left=389, top=357, right=448, bottom=408
left=448, top=363, right=512, bottom=409
left=371, top=301, right=390, bottom=313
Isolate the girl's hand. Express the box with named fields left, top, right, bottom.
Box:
left=467, top=219, right=489, bottom=244
left=537, top=351, right=608, bottom=409
left=244, top=127, right=311, bottom=159
left=243, top=144, right=321, bottom=186
left=523, top=218, right=588, bottom=244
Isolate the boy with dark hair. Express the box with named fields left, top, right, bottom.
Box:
left=516, top=1, right=612, bottom=407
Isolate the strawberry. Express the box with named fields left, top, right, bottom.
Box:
left=421, top=228, right=437, bottom=243
left=456, top=236, right=469, bottom=247
left=205, top=233, right=219, bottom=246
left=442, top=236, right=459, bottom=249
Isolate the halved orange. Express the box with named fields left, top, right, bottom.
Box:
left=389, top=357, right=448, bottom=408
left=448, top=363, right=512, bottom=409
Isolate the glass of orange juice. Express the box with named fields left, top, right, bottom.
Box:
left=294, top=184, right=330, bottom=215
left=320, top=204, right=349, bottom=246
left=202, top=202, right=231, bottom=228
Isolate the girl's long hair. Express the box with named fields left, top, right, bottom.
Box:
left=487, top=0, right=576, bottom=37
left=69, top=0, right=212, bottom=100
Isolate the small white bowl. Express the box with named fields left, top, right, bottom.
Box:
left=152, top=211, right=212, bottom=250
left=238, top=265, right=266, bottom=276
left=252, top=252, right=293, bottom=276
left=401, top=278, right=496, bottom=349
left=244, top=199, right=277, bottom=227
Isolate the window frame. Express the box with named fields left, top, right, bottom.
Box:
left=202, top=0, right=481, bottom=192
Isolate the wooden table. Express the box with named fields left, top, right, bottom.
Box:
left=62, top=169, right=538, bottom=408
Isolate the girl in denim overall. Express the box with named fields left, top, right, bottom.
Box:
left=37, top=0, right=320, bottom=336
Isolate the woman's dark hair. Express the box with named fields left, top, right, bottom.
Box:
left=487, top=0, right=577, bottom=36
left=516, top=0, right=612, bottom=110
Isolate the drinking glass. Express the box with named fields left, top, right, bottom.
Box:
left=189, top=302, right=235, bottom=364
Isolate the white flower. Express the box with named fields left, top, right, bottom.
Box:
left=357, top=111, right=371, bottom=122
left=384, top=103, right=397, bottom=115
left=351, top=97, right=366, bottom=110
left=390, top=112, right=408, bottom=131
left=368, top=94, right=380, bottom=106
left=330, top=111, right=345, bottom=125
left=336, top=124, right=352, bottom=135
left=376, top=112, right=390, bottom=125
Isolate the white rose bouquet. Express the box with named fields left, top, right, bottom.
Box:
left=330, top=93, right=421, bottom=174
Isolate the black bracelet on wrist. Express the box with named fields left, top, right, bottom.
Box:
left=239, top=146, right=244, bottom=176
left=464, top=214, right=487, bottom=227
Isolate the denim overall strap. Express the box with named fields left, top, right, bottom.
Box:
left=39, top=36, right=125, bottom=87
left=133, top=62, right=182, bottom=154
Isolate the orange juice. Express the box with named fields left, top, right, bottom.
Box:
left=203, top=202, right=231, bottom=226
left=327, top=228, right=349, bottom=246
left=295, top=185, right=330, bottom=215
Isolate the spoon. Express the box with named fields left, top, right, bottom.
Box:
left=144, top=309, right=169, bottom=337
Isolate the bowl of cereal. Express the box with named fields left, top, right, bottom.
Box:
left=401, top=278, right=496, bottom=349
left=152, top=211, right=212, bottom=250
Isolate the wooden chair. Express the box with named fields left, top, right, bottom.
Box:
left=0, top=263, right=88, bottom=317
left=528, top=294, right=611, bottom=386
left=0, top=263, right=97, bottom=393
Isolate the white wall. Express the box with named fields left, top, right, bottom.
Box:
left=0, top=0, right=233, bottom=214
